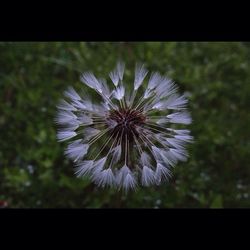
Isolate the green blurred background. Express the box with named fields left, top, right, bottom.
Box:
left=0, top=42, right=249, bottom=208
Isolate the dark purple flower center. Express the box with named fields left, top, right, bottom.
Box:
left=107, top=108, right=146, bottom=141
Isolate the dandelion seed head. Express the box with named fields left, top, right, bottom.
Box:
left=55, top=61, right=193, bottom=191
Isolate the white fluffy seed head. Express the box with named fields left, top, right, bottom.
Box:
left=93, top=168, right=116, bottom=187
left=113, top=85, right=125, bottom=100
left=56, top=61, right=193, bottom=191
left=116, top=165, right=137, bottom=191
left=140, top=151, right=151, bottom=166
left=57, top=130, right=77, bottom=142
left=117, top=61, right=125, bottom=80
left=116, top=165, right=130, bottom=185
left=148, top=72, right=162, bottom=90
left=134, top=63, right=148, bottom=90
left=167, top=112, right=192, bottom=125
left=123, top=172, right=137, bottom=192
left=74, top=160, right=94, bottom=178
left=141, top=166, right=155, bottom=186
left=80, top=72, right=103, bottom=93
left=55, top=110, right=78, bottom=125
left=57, top=99, right=77, bottom=111
left=65, top=140, right=89, bottom=162
left=77, top=114, right=93, bottom=125
left=109, top=61, right=125, bottom=86
left=155, top=163, right=171, bottom=184
left=109, top=70, right=119, bottom=86
left=64, top=87, right=81, bottom=101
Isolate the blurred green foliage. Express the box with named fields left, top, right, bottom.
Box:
left=0, top=42, right=249, bottom=208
